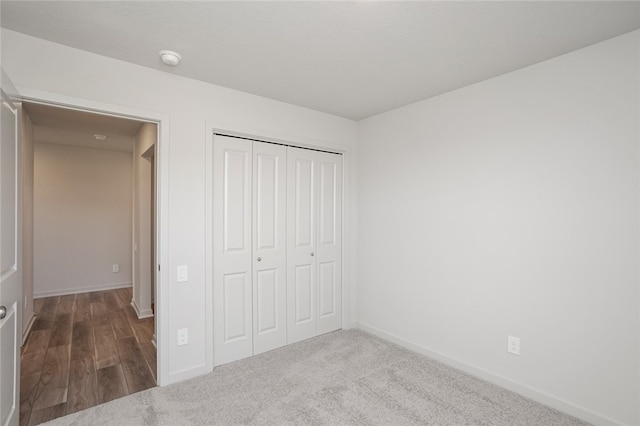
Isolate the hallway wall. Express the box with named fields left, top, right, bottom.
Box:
left=21, top=107, right=35, bottom=336
left=34, top=142, right=133, bottom=297
left=132, top=123, right=156, bottom=318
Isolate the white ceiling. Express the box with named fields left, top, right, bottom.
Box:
left=3, top=1, right=640, bottom=121
left=23, top=102, right=143, bottom=152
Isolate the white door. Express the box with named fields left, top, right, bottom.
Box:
left=213, top=136, right=253, bottom=365
left=1, top=89, right=21, bottom=426
left=286, top=147, right=317, bottom=343
left=287, top=147, right=317, bottom=343
left=315, top=152, right=342, bottom=335
left=287, top=148, right=342, bottom=344
left=252, top=142, right=287, bottom=355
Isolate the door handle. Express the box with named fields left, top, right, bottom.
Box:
left=0, top=306, right=6, bottom=320
left=310, top=252, right=315, bottom=257
left=257, top=257, right=262, bottom=262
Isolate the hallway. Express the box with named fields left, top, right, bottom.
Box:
left=20, top=288, right=156, bottom=425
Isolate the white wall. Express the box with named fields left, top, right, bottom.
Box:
left=357, top=30, right=639, bottom=426
left=10, top=24, right=635, bottom=425
left=0, top=29, right=358, bottom=385
left=132, top=122, right=155, bottom=318
left=20, top=107, right=34, bottom=337
left=33, top=142, right=133, bottom=296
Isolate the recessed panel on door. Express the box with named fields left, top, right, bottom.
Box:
left=294, top=159, right=314, bottom=248
left=223, top=272, right=250, bottom=342
left=318, top=261, right=336, bottom=318
left=256, top=153, right=277, bottom=250
left=223, top=150, right=250, bottom=253
left=255, top=269, right=277, bottom=334
left=294, top=265, right=313, bottom=323
left=252, top=141, right=287, bottom=355
left=319, top=161, right=337, bottom=246
left=1, top=99, right=17, bottom=277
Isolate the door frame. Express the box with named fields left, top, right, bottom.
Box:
left=205, top=122, right=351, bottom=368
left=16, top=88, right=170, bottom=386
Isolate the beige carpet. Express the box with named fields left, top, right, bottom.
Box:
left=45, top=329, right=589, bottom=425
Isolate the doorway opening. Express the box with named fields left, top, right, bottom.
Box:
left=19, top=102, right=159, bottom=424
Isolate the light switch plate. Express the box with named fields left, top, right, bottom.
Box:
left=177, top=265, right=188, bottom=282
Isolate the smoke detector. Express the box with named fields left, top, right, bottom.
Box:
left=159, top=50, right=181, bottom=66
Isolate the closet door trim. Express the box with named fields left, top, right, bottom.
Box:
left=214, top=132, right=342, bottom=155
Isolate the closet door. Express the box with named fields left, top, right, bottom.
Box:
left=287, top=148, right=343, bottom=343
left=213, top=136, right=253, bottom=365
left=286, top=147, right=317, bottom=343
left=252, top=142, right=287, bottom=355
left=316, top=152, right=342, bottom=335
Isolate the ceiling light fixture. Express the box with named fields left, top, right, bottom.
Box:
left=159, top=50, right=182, bottom=66
left=94, top=134, right=107, bottom=141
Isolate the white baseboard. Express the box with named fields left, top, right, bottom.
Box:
left=167, top=363, right=210, bottom=386
left=355, top=322, right=624, bottom=426
left=131, top=299, right=154, bottom=319
left=22, top=314, right=36, bottom=346
left=34, top=282, right=132, bottom=298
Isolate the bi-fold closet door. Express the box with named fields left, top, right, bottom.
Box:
left=213, top=135, right=342, bottom=366
left=286, top=147, right=342, bottom=344
left=213, top=136, right=287, bottom=365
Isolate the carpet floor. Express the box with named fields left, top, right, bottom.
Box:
left=43, top=329, right=589, bottom=425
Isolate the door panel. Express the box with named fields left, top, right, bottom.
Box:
left=0, top=90, right=20, bottom=426
left=318, top=161, right=337, bottom=245
left=318, top=261, right=336, bottom=318
left=287, top=148, right=317, bottom=343
left=252, top=142, right=286, bottom=355
left=223, top=150, right=251, bottom=253
left=222, top=272, right=250, bottom=342
left=316, top=153, right=342, bottom=335
left=255, top=269, right=277, bottom=334
left=1, top=98, right=17, bottom=277
left=294, top=265, right=313, bottom=323
left=213, top=136, right=252, bottom=365
left=255, top=154, right=276, bottom=250
left=293, top=159, right=314, bottom=248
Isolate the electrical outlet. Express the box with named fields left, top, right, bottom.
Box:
left=112, top=264, right=120, bottom=273
left=508, top=335, right=520, bottom=355
left=178, top=328, right=189, bottom=346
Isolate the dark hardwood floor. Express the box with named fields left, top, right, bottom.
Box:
left=20, top=288, right=156, bottom=426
